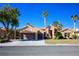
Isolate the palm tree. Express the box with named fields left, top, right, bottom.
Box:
left=42, top=10, right=48, bottom=28
left=52, top=21, right=62, bottom=31
left=41, top=10, right=48, bottom=39
left=71, top=14, right=79, bottom=34
left=0, top=6, right=20, bottom=41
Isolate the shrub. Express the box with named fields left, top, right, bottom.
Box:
left=0, top=37, right=4, bottom=43
left=55, top=32, right=63, bottom=39
left=72, top=34, right=78, bottom=39
left=45, top=34, right=51, bottom=39
left=0, top=36, right=10, bottom=43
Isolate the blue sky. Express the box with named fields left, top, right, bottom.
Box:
left=0, top=3, right=79, bottom=29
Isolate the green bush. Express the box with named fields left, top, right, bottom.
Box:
left=45, top=34, right=51, bottom=39
left=72, top=34, right=78, bottom=39
left=55, top=32, right=63, bottom=39
left=0, top=38, right=3, bottom=43
left=0, top=36, right=5, bottom=43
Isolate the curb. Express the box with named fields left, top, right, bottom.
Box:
left=1, top=44, right=79, bottom=46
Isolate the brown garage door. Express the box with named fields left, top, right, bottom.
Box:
left=21, top=33, right=36, bottom=40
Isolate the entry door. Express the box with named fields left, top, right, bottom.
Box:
left=23, top=34, right=27, bottom=39
left=38, top=33, right=43, bottom=40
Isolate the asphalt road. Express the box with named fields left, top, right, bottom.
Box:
left=0, top=46, right=79, bottom=56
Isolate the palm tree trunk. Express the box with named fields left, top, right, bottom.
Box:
left=43, top=17, right=46, bottom=39
left=44, top=17, right=46, bottom=28
left=6, top=30, right=10, bottom=41
left=74, top=21, right=76, bottom=34
left=14, top=26, right=16, bottom=40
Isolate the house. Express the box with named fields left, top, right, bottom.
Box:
left=19, top=24, right=58, bottom=40
left=61, top=28, right=79, bottom=39
left=61, top=28, right=73, bottom=38
left=0, top=28, right=6, bottom=38
left=0, top=27, right=19, bottom=39
left=19, top=24, right=37, bottom=40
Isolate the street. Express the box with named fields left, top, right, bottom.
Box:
left=0, top=46, right=79, bottom=56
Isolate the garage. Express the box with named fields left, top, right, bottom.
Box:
left=20, top=33, right=36, bottom=40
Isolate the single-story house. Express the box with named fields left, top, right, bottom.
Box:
left=61, top=28, right=79, bottom=39
left=19, top=24, right=37, bottom=40
left=19, top=24, right=58, bottom=40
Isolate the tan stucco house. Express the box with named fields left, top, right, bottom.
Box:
left=19, top=24, right=58, bottom=40
left=19, top=24, right=37, bottom=40
left=61, top=28, right=73, bottom=38
left=61, top=28, right=79, bottom=39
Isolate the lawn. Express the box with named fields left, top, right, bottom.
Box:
left=45, top=39, right=79, bottom=44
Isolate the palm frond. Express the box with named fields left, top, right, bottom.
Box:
left=42, top=10, right=48, bottom=17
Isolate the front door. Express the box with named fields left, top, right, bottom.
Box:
left=23, top=34, right=27, bottom=40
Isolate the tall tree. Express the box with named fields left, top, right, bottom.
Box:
left=71, top=14, right=79, bottom=34
left=0, top=6, right=20, bottom=41
left=42, top=10, right=48, bottom=28
left=42, top=10, right=50, bottom=39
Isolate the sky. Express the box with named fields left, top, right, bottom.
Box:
left=0, top=3, right=79, bottom=29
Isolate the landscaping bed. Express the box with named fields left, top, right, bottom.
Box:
left=0, top=39, right=12, bottom=43
left=45, top=39, right=79, bottom=44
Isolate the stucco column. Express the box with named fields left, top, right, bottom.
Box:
left=35, top=29, right=38, bottom=40
left=43, top=32, right=44, bottom=39
left=19, top=33, right=21, bottom=39
left=52, top=27, right=55, bottom=39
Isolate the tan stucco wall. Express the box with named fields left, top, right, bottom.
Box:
left=20, top=25, right=37, bottom=33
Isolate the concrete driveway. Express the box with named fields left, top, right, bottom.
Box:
left=0, top=40, right=45, bottom=46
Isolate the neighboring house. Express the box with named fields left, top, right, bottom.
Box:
left=75, top=31, right=79, bottom=38
left=61, top=28, right=74, bottom=38
left=0, top=28, right=6, bottom=38
left=61, top=28, right=79, bottom=39
left=0, top=28, right=19, bottom=39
